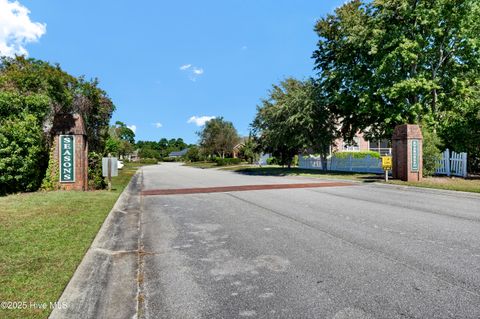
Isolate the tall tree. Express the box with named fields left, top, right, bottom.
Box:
left=252, top=78, right=337, bottom=168
left=238, top=135, right=259, bottom=164
left=313, top=0, right=480, bottom=140
left=0, top=56, right=115, bottom=193
left=105, top=121, right=135, bottom=157
left=198, top=117, right=239, bottom=158
left=76, top=78, right=116, bottom=153
left=114, top=121, right=135, bottom=144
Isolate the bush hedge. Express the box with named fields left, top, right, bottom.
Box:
left=421, top=125, right=442, bottom=176
left=333, top=151, right=381, bottom=159
left=0, top=114, right=47, bottom=194
left=88, top=152, right=107, bottom=190
left=139, top=158, right=159, bottom=164
left=184, top=146, right=204, bottom=162
left=215, top=157, right=242, bottom=166
left=266, top=157, right=278, bottom=165
left=161, top=157, right=181, bottom=162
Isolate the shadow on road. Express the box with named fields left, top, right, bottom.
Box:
left=233, top=167, right=384, bottom=183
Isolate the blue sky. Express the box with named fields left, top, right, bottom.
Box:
left=3, top=0, right=345, bottom=144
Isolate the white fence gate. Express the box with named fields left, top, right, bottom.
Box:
left=435, top=149, right=467, bottom=177
left=298, top=155, right=383, bottom=174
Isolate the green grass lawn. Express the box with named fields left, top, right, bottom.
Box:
left=0, top=162, right=144, bottom=319
left=182, top=161, right=218, bottom=169
left=229, top=166, right=480, bottom=193
left=388, top=176, right=480, bottom=193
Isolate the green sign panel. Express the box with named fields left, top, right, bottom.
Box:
left=59, top=135, right=75, bottom=182
left=411, top=139, right=419, bottom=172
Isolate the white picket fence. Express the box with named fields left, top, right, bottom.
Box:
left=299, top=149, right=468, bottom=177
left=329, top=155, right=384, bottom=173
left=298, top=155, right=324, bottom=170
left=298, top=154, right=383, bottom=173
left=435, top=149, right=467, bottom=177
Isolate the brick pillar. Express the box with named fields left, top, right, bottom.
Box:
left=392, top=124, right=423, bottom=182
left=51, top=114, right=89, bottom=191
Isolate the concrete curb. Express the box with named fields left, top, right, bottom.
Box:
left=49, top=169, right=143, bottom=319
left=371, top=181, right=480, bottom=199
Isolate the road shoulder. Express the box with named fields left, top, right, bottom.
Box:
left=49, top=170, right=143, bottom=319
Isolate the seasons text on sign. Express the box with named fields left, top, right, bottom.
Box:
left=59, top=135, right=75, bottom=182
left=411, top=139, right=419, bottom=172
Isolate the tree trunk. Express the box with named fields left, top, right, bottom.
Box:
left=432, top=88, right=438, bottom=114
left=321, top=154, right=328, bottom=171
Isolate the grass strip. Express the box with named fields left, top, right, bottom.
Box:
left=0, top=162, right=144, bottom=319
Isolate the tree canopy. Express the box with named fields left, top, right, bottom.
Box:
left=136, top=138, right=189, bottom=159
left=252, top=78, right=337, bottom=167
left=0, top=56, right=115, bottom=193
left=313, top=0, right=480, bottom=139
left=311, top=0, right=480, bottom=172
left=105, top=121, right=136, bottom=157
left=198, top=117, right=239, bottom=158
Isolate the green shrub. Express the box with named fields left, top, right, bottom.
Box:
left=184, top=146, right=204, bottom=162
left=88, top=152, right=106, bottom=190
left=138, top=147, right=161, bottom=160
left=161, top=157, right=179, bottom=162
left=41, top=146, right=60, bottom=191
left=292, top=155, right=299, bottom=167
left=266, top=157, right=278, bottom=165
left=215, top=157, right=242, bottom=166
left=333, top=151, right=381, bottom=159
left=0, top=114, right=47, bottom=195
left=139, top=158, right=159, bottom=164
left=422, top=125, right=442, bottom=177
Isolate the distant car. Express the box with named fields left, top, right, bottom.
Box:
left=118, top=160, right=124, bottom=169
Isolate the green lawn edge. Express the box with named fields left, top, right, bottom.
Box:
left=0, top=162, right=144, bottom=319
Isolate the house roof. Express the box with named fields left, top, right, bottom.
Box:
left=168, top=148, right=189, bottom=157
left=233, top=143, right=245, bottom=150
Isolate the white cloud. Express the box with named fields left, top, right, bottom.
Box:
left=187, top=115, right=215, bottom=126
left=179, top=64, right=191, bottom=70
left=127, top=125, right=137, bottom=133
left=192, top=67, right=203, bottom=75
left=0, top=0, right=46, bottom=57
left=241, top=45, right=248, bottom=51
left=153, top=122, right=162, bottom=128
left=180, top=63, right=204, bottom=81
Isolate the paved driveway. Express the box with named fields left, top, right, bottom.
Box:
left=138, top=163, right=480, bottom=319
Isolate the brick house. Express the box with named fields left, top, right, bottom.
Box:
left=331, top=132, right=391, bottom=156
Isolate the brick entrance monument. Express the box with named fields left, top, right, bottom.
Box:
left=392, top=124, right=423, bottom=182
left=51, top=113, right=88, bottom=190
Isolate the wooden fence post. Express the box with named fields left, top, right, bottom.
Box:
left=446, top=149, right=451, bottom=177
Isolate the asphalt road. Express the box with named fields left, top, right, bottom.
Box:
left=138, top=163, right=480, bottom=319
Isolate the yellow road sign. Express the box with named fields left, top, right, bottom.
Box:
left=382, top=156, right=392, bottom=170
